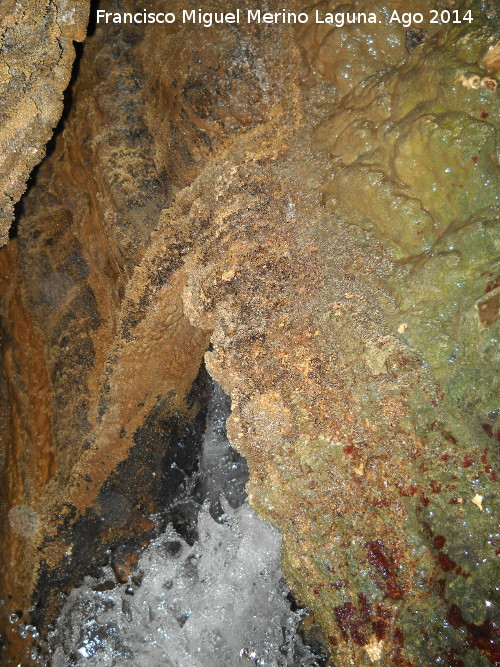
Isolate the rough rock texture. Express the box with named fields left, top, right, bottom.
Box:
left=0, top=0, right=90, bottom=245
left=0, top=3, right=301, bottom=663
left=0, top=0, right=498, bottom=665
left=297, top=0, right=439, bottom=96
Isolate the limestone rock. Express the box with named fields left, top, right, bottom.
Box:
left=0, top=1, right=498, bottom=665
left=297, top=0, right=439, bottom=96
left=0, top=0, right=90, bottom=244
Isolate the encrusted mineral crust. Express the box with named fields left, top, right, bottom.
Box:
left=297, top=0, right=440, bottom=95
left=0, top=0, right=90, bottom=245
left=0, top=0, right=498, bottom=665
left=0, top=0, right=90, bottom=244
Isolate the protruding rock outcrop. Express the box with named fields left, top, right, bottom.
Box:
left=0, top=0, right=90, bottom=243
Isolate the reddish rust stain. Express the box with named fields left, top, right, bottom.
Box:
left=392, top=627, right=412, bottom=666
left=433, top=535, right=446, bottom=550
left=430, top=480, right=442, bottom=494
left=438, top=552, right=457, bottom=572
left=398, top=483, right=419, bottom=497
left=376, top=603, right=392, bottom=620
left=485, top=276, right=500, bottom=292
left=334, top=602, right=367, bottom=646
left=447, top=604, right=463, bottom=628
left=421, top=521, right=433, bottom=540
left=365, top=540, right=404, bottom=600
left=444, top=431, right=458, bottom=445
left=331, top=596, right=394, bottom=649
left=480, top=452, right=493, bottom=475
left=394, top=627, right=404, bottom=645
left=471, top=156, right=478, bottom=164
left=446, top=604, right=500, bottom=663
left=482, top=423, right=494, bottom=438
left=371, top=497, right=390, bottom=507
left=435, top=578, right=446, bottom=596
left=445, top=653, right=465, bottom=667
left=372, top=619, right=387, bottom=640
left=455, top=566, right=471, bottom=579
left=463, top=457, right=474, bottom=468
left=358, top=593, right=371, bottom=623
left=481, top=111, right=489, bottom=119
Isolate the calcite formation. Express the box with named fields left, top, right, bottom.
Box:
left=297, top=0, right=440, bottom=95
left=0, top=0, right=498, bottom=664
left=0, top=0, right=90, bottom=244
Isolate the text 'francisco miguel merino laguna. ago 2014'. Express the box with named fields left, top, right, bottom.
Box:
left=96, top=8, right=475, bottom=28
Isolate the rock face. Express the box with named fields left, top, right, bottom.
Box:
left=0, top=0, right=498, bottom=665
left=0, top=3, right=299, bottom=662
left=0, top=0, right=90, bottom=244
left=297, top=0, right=439, bottom=95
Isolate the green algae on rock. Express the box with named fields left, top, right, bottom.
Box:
left=297, top=0, right=440, bottom=97
left=309, top=3, right=499, bottom=663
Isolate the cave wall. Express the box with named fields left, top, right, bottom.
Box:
left=0, top=1, right=302, bottom=661
left=0, top=0, right=499, bottom=665
left=0, top=0, right=90, bottom=244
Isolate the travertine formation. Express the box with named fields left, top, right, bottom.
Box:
left=298, top=0, right=439, bottom=95
left=0, top=0, right=498, bottom=664
left=0, top=0, right=90, bottom=244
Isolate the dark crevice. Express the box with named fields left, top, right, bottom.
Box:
left=29, top=361, right=212, bottom=659
left=8, top=3, right=93, bottom=239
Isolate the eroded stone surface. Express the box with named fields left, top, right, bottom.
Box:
left=0, top=0, right=90, bottom=244
left=0, top=0, right=498, bottom=665
left=0, top=3, right=302, bottom=663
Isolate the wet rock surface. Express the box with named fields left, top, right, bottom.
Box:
left=297, top=0, right=440, bottom=96
left=0, top=0, right=498, bottom=665
left=44, top=381, right=327, bottom=667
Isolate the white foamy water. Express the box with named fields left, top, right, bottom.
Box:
left=46, top=380, right=323, bottom=666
